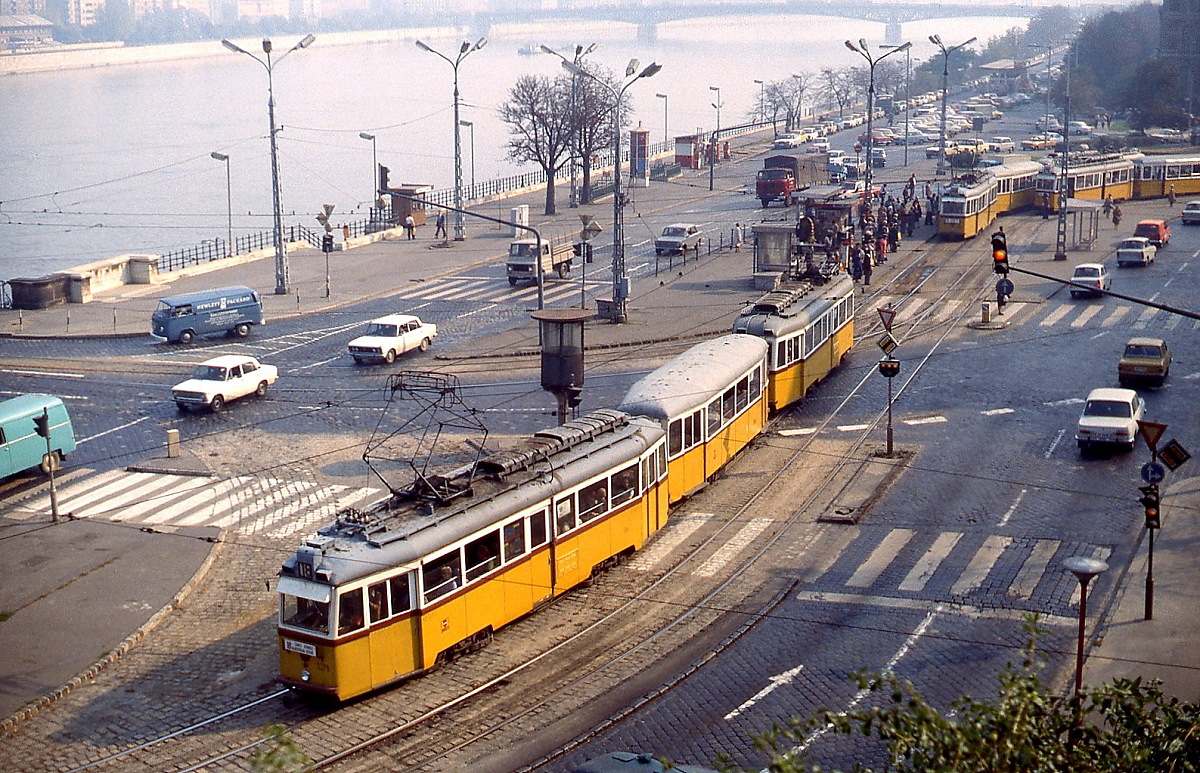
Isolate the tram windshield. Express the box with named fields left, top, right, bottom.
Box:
left=281, top=594, right=330, bottom=634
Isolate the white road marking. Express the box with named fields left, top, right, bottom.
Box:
left=1, top=369, right=85, bottom=379
left=75, top=416, right=152, bottom=445
left=694, top=518, right=772, bottom=578
left=778, top=427, right=818, bottom=436
left=950, top=535, right=1012, bottom=595
left=981, top=408, right=1014, bottom=416
left=898, top=532, right=962, bottom=592
left=902, top=415, right=946, bottom=426
left=836, top=423, right=870, bottom=432
left=1100, top=306, right=1131, bottom=327
left=1009, top=540, right=1059, bottom=600
left=998, top=488, right=1027, bottom=527
left=628, top=514, right=711, bottom=571
left=1045, top=428, right=1066, bottom=459
left=724, top=664, right=805, bottom=720
left=846, top=529, right=913, bottom=588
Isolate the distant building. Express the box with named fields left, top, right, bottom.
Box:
left=0, top=0, right=46, bottom=14
left=1160, top=0, right=1200, bottom=113
left=0, top=13, right=54, bottom=48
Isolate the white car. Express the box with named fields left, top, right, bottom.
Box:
left=1076, top=387, right=1144, bottom=452
left=1181, top=200, right=1200, bottom=225
left=806, top=138, right=830, bottom=153
left=987, top=136, right=1015, bottom=152
left=172, top=355, right=278, bottom=412
left=1116, top=237, right=1156, bottom=267
left=655, top=223, right=702, bottom=255
left=773, top=134, right=802, bottom=149
left=1069, top=263, right=1111, bottom=298
left=348, top=314, right=437, bottom=364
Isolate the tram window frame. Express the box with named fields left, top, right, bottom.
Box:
left=465, top=530, right=501, bottom=582
left=282, top=595, right=330, bottom=635
left=707, top=397, right=722, bottom=437
left=337, top=587, right=365, bottom=636
left=657, top=443, right=667, bottom=476
left=736, top=375, right=749, bottom=411
left=529, top=509, right=548, bottom=547
left=390, top=574, right=412, bottom=614
left=578, top=479, right=609, bottom=523
left=556, top=497, right=577, bottom=535
left=367, top=580, right=390, bottom=624
left=684, top=411, right=699, bottom=449
left=503, top=520, right=526, bottom=562
left=775, top=341, right=786, bottom=370
left=723, top=386, right=735, bottom=421
left=422, top=552, right=462, bottom=604
left=669, top=418, right=683, bottom=456
left=749, top=364, right=762, bottom=400
left=611, top=463, right=639, bottom=507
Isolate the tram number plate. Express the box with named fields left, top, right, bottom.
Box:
left=284, top=638, right=317, bottom=657
left=942, top=217, right=961, bottom=224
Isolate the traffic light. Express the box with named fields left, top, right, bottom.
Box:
left=33, top=412, right=49, bottom=438
left=565, top=386, right=583, bottom=408
left=991, top=231, right=1009, bottom=275
left=321, top=234, right=334, bottom=253
left=1139, top=484, right=1160, bottom=529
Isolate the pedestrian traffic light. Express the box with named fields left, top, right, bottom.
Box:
left=33, top=412, right=49, bottom=438
left=321, top=234, right=334, bottom=253
left=991, top=231, right=1009, bottom=275
left=1138, top=484, right=1160, bottom=529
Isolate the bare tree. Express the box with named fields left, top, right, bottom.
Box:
left=501, top=74, right=573, bottom=215
left=568, top=63, right=625, bottom=206
left=766, top=74, right=809, bottom=131
left=820, top=67, right=856, bottom=121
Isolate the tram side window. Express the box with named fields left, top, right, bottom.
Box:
left=466, top=531, right=501, bottom=581
left=503, top=520, right=526, bottom=562
left=611, top=463, right=639, bottom=507
left=338, top=587, right=365, bottom=636
left=723, top=386, right=735, bottom=421
left=390, top=574, right=412, bottom=614
left=736, top=375, right=748, bottom=411
left=578, top=479, right=609, bottom=523
left=529, top=509, right=548, bottom=547
left=775, top=341, right=786, bottom=370
left=749, top=365, right=761, bottom=400
left=684, top=411, right=699, bottom=449
left=707, top=397, right=722, bottom=437
left=669, top=418, right=683, bottom=456
left=282, top=594, right=329, bottom=634
left=556, top=497, right=577, bottom=535
left=423, top=552, right=462, bottom=603
left=657, top=443, right=667, bottom=476
left=789, top=336, right=799, bottom=365
left=367, top=581, right=390, bottom=624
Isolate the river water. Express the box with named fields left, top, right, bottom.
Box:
left=0, top=13, right=1021, bottom=280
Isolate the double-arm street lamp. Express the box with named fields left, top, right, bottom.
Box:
left=221, top=34, right=315, bottom=295
left=458, top=120, right=475, bottom=194
left=709, top=85, right=722, bottom=192
left=416, top=37, right=487, bottom=241
left=845, top=38, right=910, bottom=213
left=930, top=34, right=977, bottom=176
left=541, top=43, right=597, bottom=208
left=358, top=132, right=377, bottom=205
left=881, top=43, right=912, bottom=166
left=210, top=152, right=232, bottom=258
left=562, top=57, right=661, bottom=323
left=656, top=92, right=668, bottom=146
left=753, top=78, right=764, bottom=124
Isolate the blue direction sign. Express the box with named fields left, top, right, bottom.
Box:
left=996, top=278, right=1014, bottom=296
left=1141, top=462, right=1166, bottom=484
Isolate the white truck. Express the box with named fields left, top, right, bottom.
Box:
left=506, top=230, right=577, bottom=285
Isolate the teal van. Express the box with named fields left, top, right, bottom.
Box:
left=0, top=395, right=76, bottom=478
left=151, top=285, right=264, bottom=344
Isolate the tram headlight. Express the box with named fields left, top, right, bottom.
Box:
left=301, top=669, right=311, bottom=682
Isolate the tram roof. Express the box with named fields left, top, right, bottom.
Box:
left=732, top=275, right=854, bottom=339
left=281, top=410, right=664, bottom=586
left=617, top=334, right=768, bottom=421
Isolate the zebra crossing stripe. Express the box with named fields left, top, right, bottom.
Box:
left=629, top=514, right=711, bottom=571
left=950, top=535, right=1013, bottom=596
left=846, top=528, right=914, bottom=588
left=895, top=298, right=927, bottom=323
left=266, top=486, right=384, bottom=539
left=237, top=483, right=347, bottom=534
left=1040, top=304, right=1072, bottom=327
left=694, top=518, right=772, bottom=577
left=139, top=478, right=240, bottom=525
left=898, top=532, right=962, bottom=592
left=1009, top=539, right=1059, bottom=600
left=1100, top=306, right=1131, bottom=327
left=1071, top=305, right=1103, bottom=328
left=792, top=590, right=1075, bottom=625
left=1132, top=306, right=1158, bottom=329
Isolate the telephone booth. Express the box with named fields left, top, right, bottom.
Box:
left=629, top=128, right=651, bottom=188
left=387, top=184, right=433, bottom=227
left=675, top=135, right=703, bottom=169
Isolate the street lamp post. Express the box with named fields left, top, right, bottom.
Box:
left=753, top=78, right=764, bottom=124
left=416, top=37, right=487, bottom=241
left=541, top=43, right=597, bottom=209
left=709, top=85, right=721, bottom=192
left=930, top=34, right=977, bottom=177
left=221, top=35, right=314, bottom=295
left=882, top=44, right=912, bottom=166
left=845, top=39, right=911, bottom=214
left=562, top=57, right=661, bottom=323
left=1063, top=556, right=1108, bottom=696
left=458, top=120, right=475, bottom=196
left=358, top=132, right=377, bottom=206
left=655, top=92, right=668, bottom=146
left=210, top=152, right=232, bottom=258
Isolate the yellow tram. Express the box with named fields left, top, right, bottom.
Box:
left=937, top=170, right=999, bottom=240
left=619, top=334, right=770, bottom=504
left=732, top=275, right=855, bottom=412
left=992, top=159, right=1043, bottom=213
left=1133, top=154, right=1200, bottom=199
left=1034, top=152, right=1137, bottom=210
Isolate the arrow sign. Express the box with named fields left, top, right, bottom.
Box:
left=1141, top=462, right=1165, bottom=484
left=723, top=664, right=804, bottom=720
left=1138, top=420, right=1167, bottom=452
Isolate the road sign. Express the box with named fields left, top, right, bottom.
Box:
left=1138, top=420, right=1167, bottom=451
left=877, top=307, right=896, bottom=331
left=995, top=278, right=1014, bottom=296
left=1141, top=462, right=1165, bottom=484
left=877, top=333, right=898, bottom=355
left=1160, top=439, right=1191, bottom=471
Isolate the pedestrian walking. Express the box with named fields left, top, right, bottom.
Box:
left=850, top=245, right=863, bottom=281
left=731, top=223, right=742, bottom=252
left=1102, top=196, right=1113, bottom=218
left=434, top=212, right=447, bottom=239
left=1168, top=184, right=1176, bottom=207
left=404, top=214, right=416, bottom=239
left=1112, top=204, right=1122, bottom=228
left=862, top=244, right=873, bottom=287
left=1041, top=192, right=1051, bottom=219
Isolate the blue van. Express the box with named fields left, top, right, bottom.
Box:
left=151, top=285, right=264, bottom=344
left=0, top=395, right=76, bottom=478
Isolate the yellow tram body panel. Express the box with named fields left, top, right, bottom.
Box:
left=1133, top=154, right=1200, bottom=199
left=704, top=393, right=768, bottom=477
left=937, top=171, right=998, bottom=240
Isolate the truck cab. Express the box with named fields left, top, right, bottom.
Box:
left=506, top=234, right=575, bottom=285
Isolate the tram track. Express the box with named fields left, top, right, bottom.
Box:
left=38, top=237, right=996, bottom=773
